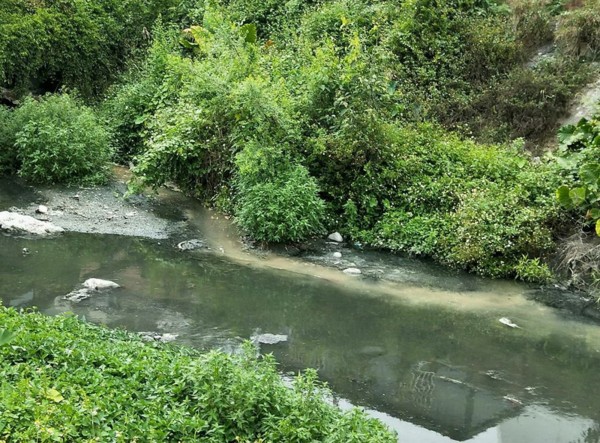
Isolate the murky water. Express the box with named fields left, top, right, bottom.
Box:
left=2, top=183, right=600, bottom=443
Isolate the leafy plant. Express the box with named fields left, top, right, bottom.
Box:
left=0, top=105, right=18, bottom=173
left=555, top=0, right=600, bottom=60
left=555, top=117, right=600, bottom=235
left=13, top=94, right=113, bottom=185
left=0, top=306, right=396, bottom=442
left=236, top=159, right=325, bottom=243
left=0, top=328, right=15, bottom=347
left=0, top=0, right=181, bottom=98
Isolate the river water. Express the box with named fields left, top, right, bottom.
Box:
left=1, top=180, right=600, bottom=443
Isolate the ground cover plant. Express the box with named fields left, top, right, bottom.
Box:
left=0, top=306, right=396, bottom=442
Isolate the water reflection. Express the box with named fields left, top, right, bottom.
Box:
left=1, top=233, right=599, bottom=442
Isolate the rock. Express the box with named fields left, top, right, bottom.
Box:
left=83, top=278, right=120, bottom=290
left=328, top=232, right=343, bottom=243
left=343, top=268, right=362, bottom=275
left=251, top=333, right=288, bottom=345
left=64, top=288, right=93, bottom=303
left=64, top=278, right=120, bottom=303
left=36, top=205, right=49, bottom=214
left=0, top=211, right=64, bottom=236
left=177, top=239, right=207, bottom=251
left=498, top=317, right=520, bottom=328
left=332, top=251, right=342, bottom=259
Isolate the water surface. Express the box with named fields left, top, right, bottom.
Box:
left=1, top=181, right=600, bottom=443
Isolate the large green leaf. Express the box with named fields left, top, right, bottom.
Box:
left=45, top=388, right=64, bottom=403
left=569, top=187, right=587, bottom=206
left=596, top=219, right=600, bottom=236
left=579, top=163, right=600, bottom=190
left=0, top=329, right=15, bottom=346
left=556, top=185, right=572, bottom=207
left=240, top=24, right=257, bottom=44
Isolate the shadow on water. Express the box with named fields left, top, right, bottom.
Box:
left=1, top=232, right=600, bottom=443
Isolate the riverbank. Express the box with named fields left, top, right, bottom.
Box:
left=2, top=170, right=599, bottom=324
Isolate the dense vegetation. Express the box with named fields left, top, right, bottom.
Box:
left=0, top=306, right=395, bottom=442
left=1, top=0, right=600, bottom=282
left=0, top=94, right=112, bottom=184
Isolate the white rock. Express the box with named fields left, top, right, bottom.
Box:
left=0, top=211, right=63, bottom=235
left=328, top=232, right=343, bottom=242
left=36, top=205, right=49, bottom=214
left=343, top=267, right=362, bottom=275
left=83, top=278, right=120, bottom=290
left=332, top=251, right=342, bottom=258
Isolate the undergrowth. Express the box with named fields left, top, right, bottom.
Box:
left=0, top=306, right=395, bottom=442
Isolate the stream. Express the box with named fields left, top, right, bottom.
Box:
left=1, top=177, right=600, bottom=443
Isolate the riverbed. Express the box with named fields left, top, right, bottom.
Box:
left=1, top=175, right=599, bottom=443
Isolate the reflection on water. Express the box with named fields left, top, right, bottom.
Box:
left=1, top=232, right=600, bottom=442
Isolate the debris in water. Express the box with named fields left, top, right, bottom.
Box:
left=177, top=239, right=206, bottom=251
left=64, top=288, right=93, bottom=302
left=503, top=394, right=523, bottom=406
left=64, top=278, right=120, bottom=303
left=36, top=205, right=48, bottom=214
left=499, top=317, right=520, bottom=328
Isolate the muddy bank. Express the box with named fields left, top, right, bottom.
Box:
left=0, top=173, right=184, bottom=239
left=270, top=237, right=600, bottom=324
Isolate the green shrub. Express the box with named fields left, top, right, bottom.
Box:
left=511, top=0, right=555, bottom=51
left=452, top=58, right=593, bottom=142
left=101, top=27, right=190, bottom=161
left=13, top=94, right=113, bottom=185
left=443, top=181, right=559, bottom=277
left=0, top=105, right=18, bottom=173
left=334, top=125, right=561, bottom=280
left=0, top=306, right=396, bottom=442
left=555, top=116, right=600, bottom=234
left=235, top=142, right=325, bottom=243
left=0, top=0, right=180, bottom=98
left=556, top=0, right=600, bottom=60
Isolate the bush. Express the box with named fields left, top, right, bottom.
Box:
left=555, top=115, right=600, bottom=233
left=556, top=0, right=600, bottom=60
left=0, top=306, right=396, bottom=442
left=0, top=106, right=18, bottom=173
left=443, top=180, right=559, bottom=277
left=235, top=143, right=325, bottom=242
left=13, top=94, right=113, bottom=185
left=336, top=125, right=561, bottom=280
left=0, top=0, right=180, bottom=98
left=450, top=58, right=593, bottom=142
